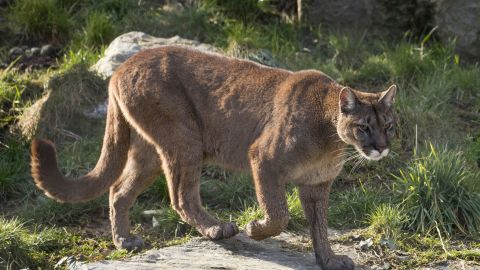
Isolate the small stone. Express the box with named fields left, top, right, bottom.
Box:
left=142, top=209, right=165, bottom=216
left=40, top=44, right=55, bottom=56
left=357, top=238, right=373, bottom=250
left=396, top=255, right=411, bottom=262
left=152, top=216, right=160, bottom=228
left=379, top=238, right=396, bottom=250
left=8, top=47, right=23, bottom=57
left=24, top=49, right=33, bottom=58
left=31, top=47, right=40, bottom=56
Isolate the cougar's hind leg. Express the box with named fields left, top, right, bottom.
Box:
left=158, top=136, right=238, bottom=240
left=109, top=132, right=162, bottom=251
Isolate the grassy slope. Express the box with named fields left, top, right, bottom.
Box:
left=0, top=0, right=479, bottom=269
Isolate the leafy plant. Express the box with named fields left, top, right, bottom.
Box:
left=393, top=144, right=480, bottom=236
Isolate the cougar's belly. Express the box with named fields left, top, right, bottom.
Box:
left=289, top=155, right=345, bottom=185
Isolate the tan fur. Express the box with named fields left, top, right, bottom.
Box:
left=31, top=46, right=396, bottom=269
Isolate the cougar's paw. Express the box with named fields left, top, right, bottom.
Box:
left=321, top=255, right=355, bottom=270
left=115, top=236, right=145, bottom=252
left=205, top=222, right=239, bottom=240
left=245, top=220, right=273, bottom=241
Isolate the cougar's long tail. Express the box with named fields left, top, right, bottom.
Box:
left=31, top=81, right=130, bottom=203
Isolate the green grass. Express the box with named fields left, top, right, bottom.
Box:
left=369, top=203, right=408, bottom=240
left=1, top=0, right=480, bottom=268
left=393, top=144, right=480, bottom=237
left=0, top=138, right=30, bottom=201
left=329, top=181, right=390, bottom=228
left=9, top=0, right=72, bottom=43
left=80, top=11, right=117, bottom=49
left=0, top=217, right=117, bottom=269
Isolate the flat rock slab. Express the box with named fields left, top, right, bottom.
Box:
left=84, top=232, right=365, bottom=270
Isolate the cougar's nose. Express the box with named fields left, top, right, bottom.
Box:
left=375, top=144, right=387, bottom=153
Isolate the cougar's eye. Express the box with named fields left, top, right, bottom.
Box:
left=385, top=122, right=393, bottom=130
left=358, top=124, right=369, bottom=133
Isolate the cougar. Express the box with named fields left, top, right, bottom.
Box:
left=31, top=46, right=396, bottom=270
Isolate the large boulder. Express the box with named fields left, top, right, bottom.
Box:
left=434, top=0, right=480, bottom=59
left=91, top=32, right=220, bottom=78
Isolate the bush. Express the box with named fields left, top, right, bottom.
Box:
left=393, top=144, right=480, bottom=236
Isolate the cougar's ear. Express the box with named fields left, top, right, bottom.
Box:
left=339, top=87, right=357, bottom=113
left=379, top=84, right=397, bottom=108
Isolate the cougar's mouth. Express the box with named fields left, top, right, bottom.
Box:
left=355, top=146, right=389, bottom=161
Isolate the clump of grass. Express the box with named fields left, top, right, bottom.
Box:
left=59, top=48, right=103, bottom=71
left=138, top=175, right=169, bottom=205
left=329, top=182, right=389, bottom=228
left=154, top=3, right=219, bottom=43
left=450, top=66, right=480, bottom=110
left=224, top=22, right=266, bottom=56
left=92, top=0, right=139, bottom=21
left=0, top=218, right=67, bottom=268
left=355, top=55, right=393, bottom=85
left=369, top=204, right=408, bottom=240
left=201, top=169, right=255, bottom=211
left=151, top=206, right=194, bottom=238
left=235, top=204, right=264, bottom=229
left=19, top=196, right=107, bottom=226
left=0, top=67, right=33, bottom=130
left=9, top=0, right=72, bottom=43
left=204, top=0, right=265, bottom=22
left=386, top=43, right=426, bottom=81
left=285, top=188, right=306, bottom=230
left=0, top=138, right=30, bottom=201
left=327, top=33, right=372, bottom=69
left=82, top=11, right=117, bottom=49
left=16, top=65, right=106, bottom=141
left=393, top=144, right=480, bottom=237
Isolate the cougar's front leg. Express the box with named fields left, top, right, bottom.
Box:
left=110, top=135, right=162, bottom=251
left=246, top=150, right=289, bottom=240
left=299, top=182, right=354, bottom=270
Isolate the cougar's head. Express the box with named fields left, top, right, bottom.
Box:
left=336, top=85, right=397, bottom=161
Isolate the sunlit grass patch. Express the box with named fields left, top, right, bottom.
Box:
left=235, top=204, right=264, bottom=229
left=369, top=203, right=408, bottom=241
left=393, top=144, right=480, bottom=237
left=0, top=217, right=115, bottom=269
left=329, top=182, right=389, bottom=228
